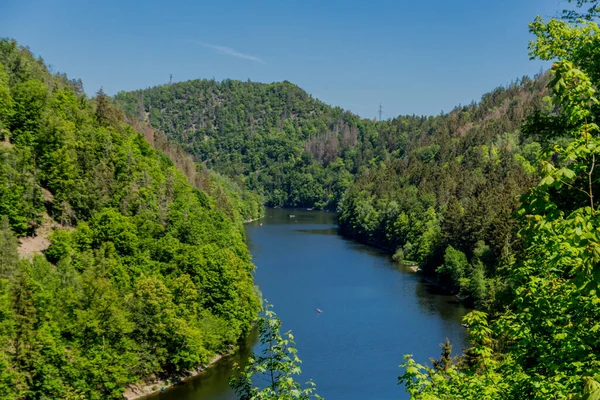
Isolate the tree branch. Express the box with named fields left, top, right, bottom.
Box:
left=589, top=153, right=595, bottom=213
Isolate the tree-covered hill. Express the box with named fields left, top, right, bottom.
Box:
left=115, top=74, right=549, bottom=207
left=338, top=74, right=551, bottom=305
left=115, top=79, right=375, bottom=209
left=126, top=117, right=264, bottom=224
left=0, top=38, right=260, bottom=399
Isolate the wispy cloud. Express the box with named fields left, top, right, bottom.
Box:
left=192, top=41, right=265, bottom=64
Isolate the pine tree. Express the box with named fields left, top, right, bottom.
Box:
left=0, top=217, right=18, bottom=278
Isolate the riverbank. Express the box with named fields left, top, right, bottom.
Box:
left=337, top=231, right=463, bottom=297
left=122, top=354, right=226, bottom=400
left=123, top=218, right=262, bottom=399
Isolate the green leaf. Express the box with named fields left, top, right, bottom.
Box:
left=540, top=175, right=555, bottom=186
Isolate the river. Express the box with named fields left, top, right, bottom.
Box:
left=149, top=208, right=468, bottom=400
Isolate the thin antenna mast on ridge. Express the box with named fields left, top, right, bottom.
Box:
left=169, top=74, right=173, bottom=85
left=378, top=103, right=383, bottom=122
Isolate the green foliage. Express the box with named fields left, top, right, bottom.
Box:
left=337, top=77, right=548, bottom=302
left=0, top=217, right=18, bottom=276
left=231, top=302, right=322, bottom=400
left=0, top=63, right=13, bottom=135
left=201, top=168, right=264, bottom=224
left=399, top=3, right=600, bottom=398
left=0, top=38, right=260, bottom=399
left=392, top=247, right=404, bottom=262
left=437, top=246, right=468, bottom=290
left=115, top=77, right=548, bottom=219
left=562, top=0, right=600, bottom=21
left=115, top=79, right=373, bottom=209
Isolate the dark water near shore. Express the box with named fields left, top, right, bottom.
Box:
left=150, top=208, right=468, bottom=400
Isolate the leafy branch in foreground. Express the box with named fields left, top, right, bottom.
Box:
left=231, top=302, right=322, bottom=400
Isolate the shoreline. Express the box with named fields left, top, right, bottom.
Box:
left=123, top=215, right=265, bottom=398
left=122, top=353, right=226, bottom=400
left=337, top=231, right=460, bottom=297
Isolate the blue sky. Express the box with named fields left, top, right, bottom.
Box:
left=1, top=0, right=563, bottom=118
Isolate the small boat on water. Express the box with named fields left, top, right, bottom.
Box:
left=316, top=308, right=323, bottom=313
left=289, top=214, right=295, bottom=218
left=409, top=266, right=420, bottom=273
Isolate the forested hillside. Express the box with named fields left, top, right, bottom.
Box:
left=115, top=80, right=376, bottom=209
left=0, top=39, right=260, bottom=399
left=338, top=75, right=550, bottom=305
left=126, top=118, right=264, bottom=224
left=400, top=1, right=600, bottom=398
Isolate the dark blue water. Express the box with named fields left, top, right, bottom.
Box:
left=150, top=208, right=467, bottom=399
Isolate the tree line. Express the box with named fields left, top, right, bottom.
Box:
left=398, top=1, right=600, bottom=397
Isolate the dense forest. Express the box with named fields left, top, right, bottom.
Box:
left=398, top=1, right=600, bottom=398
left=338, top=75, right=550, bottom=305
left=115, top=80, right=378, bottom=209
left=115, top=59, right=552, bottom=306
left=124, top=116, right=264, bottom=225
left=0, top=38, right=260, bottom=399
left=115, top=71, right=548, bottom=223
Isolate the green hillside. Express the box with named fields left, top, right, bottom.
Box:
left=338, top=74, right=550, bottom=305
left=0, top=39, right=259, bottom=399
left=399, top=3, right=600, bottom=398
left=115, top=80, right=374, bottom=209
